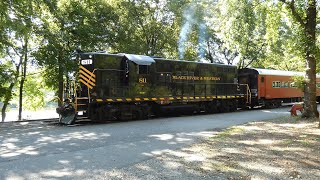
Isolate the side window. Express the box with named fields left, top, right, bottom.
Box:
left=261, top=77, right=265, bottom=83
left=272, top=81, right=281, bottom=88
left=138, top=65, right=149, bottom=74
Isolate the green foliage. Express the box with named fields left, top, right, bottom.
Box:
left=292, top=75, right=306, bottom=91
left=216, top=0, right=268, bottom=68
left=0, top=61, right=14, bottom=100
left=113, top=0, right=184, bottom=57
left=22, top=74, right=46, bottom=111
left=1, top=0, right=320, bottom=116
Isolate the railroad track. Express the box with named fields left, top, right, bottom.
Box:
left=1, top=104, right=295, bottom=128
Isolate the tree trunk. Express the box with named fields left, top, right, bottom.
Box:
left=302, top=0, right=318, bottom=118
left=58, top=57, right=64, bottom=106
left=1, top=56, right=21, bottom=122
left=1, top=83, right=15, bottom=122
left=18, top=38, right=28, bottom=120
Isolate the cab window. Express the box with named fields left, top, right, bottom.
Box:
left=138, top=65, right=149, bottom=74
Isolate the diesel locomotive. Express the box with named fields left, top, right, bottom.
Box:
left=58, top=51, right=319, bottom=124
left=58, top=52, right=250, bottom=124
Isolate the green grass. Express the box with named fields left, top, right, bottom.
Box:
left=213, top=127, right=245, bottom=139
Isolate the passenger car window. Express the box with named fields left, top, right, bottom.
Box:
left=272, top=81, right=281, bottom=88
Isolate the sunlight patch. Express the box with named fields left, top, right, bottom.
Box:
left=241, top=126, right=264, bottom=131
left=58, top=160, right=70, bottom=164
left=1, top=143, right=17, bottom=149
left=175, top=137, right=191, bottom=142
left=238, top=161, right=283, bottom=174
left=3, top=138, right=19, bottom=143
left=164, top=161, right=182, bottom=169
left=279, top=123, right=311, bottom=128
left=149, top=134, right=174, bottom=141
left=41, top=169, right=72, bottom=177
left=1, top=152, right=20, bottom=157
left=239, top=139, right=279, bottom=145
left=271, top=146, right=307, bottom=152
left=221, top=147, right=242, bottom=154
left=185, top=154, right=206, bottom=162
left=136, top=164, right=153, bottom=171
left=5, top=175, right=24, bottom=180
left=27, top=131, right=41, bottom=135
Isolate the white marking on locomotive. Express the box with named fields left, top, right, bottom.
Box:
left=81, top=59, right=92, bottom=65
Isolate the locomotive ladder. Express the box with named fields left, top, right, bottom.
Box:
left=239, top=84, right=252, bottom=105
left=75, top=97, right=89, bottom=117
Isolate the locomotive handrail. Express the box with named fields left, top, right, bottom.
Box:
left=95, top=68, right=125, bottom=72
left=238, top=84, right=251, bottom=104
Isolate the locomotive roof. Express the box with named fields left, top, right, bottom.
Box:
left=81, top=52, right=236, bottom=67
left=153, top=57, right=236, bottom=67
left=81, top=52, right=155, bottom=65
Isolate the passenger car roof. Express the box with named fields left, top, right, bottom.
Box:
left=253, top=68, right=304, bottom=76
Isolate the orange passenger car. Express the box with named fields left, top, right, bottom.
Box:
left=238, top=68, right=320, bottom=108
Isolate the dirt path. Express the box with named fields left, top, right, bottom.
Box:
left=182, top=117, right=320, bottom=179
left=113, top=117, right=320, bottom=180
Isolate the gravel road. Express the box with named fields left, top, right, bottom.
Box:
left=0, top=107, right=291, bottom=179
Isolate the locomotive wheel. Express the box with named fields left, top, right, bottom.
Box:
left=218, top=100, right=229, bottom=113
left=205, top=101, right=218, bottom=113
left=230, top=101, right=237, bottom=112
left=88, top=107, right=99, bottom=121
left=132, top=109, right=143, bottom=120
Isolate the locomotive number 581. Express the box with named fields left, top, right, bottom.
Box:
left=139, top=78, right=147, bottom=83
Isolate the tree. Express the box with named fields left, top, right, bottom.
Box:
left=112, top=0, right=184, bottom=57
left=0, top=0, right=36, bottom=122
left=279, top=0, right=318, bottom=119
left=216, top=0, right=268, bottom=68
left=35, top=0, right=119, bottom=105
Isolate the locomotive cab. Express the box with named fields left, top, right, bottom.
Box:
left=238, top=68, right=259, bottom=107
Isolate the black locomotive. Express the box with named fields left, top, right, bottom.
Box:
left=58, top=52, right=250, bottom=124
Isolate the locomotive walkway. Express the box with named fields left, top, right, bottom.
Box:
left=0, top=107, right=312, bottom=179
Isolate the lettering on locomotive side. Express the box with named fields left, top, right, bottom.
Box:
left=172, top=76, right=221, bottom=81
left=139, top=78, right=147, bottom=83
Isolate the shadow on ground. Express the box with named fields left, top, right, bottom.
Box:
left=1, top=110, right=316, bottom=179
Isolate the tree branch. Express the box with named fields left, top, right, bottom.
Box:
left=279, top=0, right=305, bottom=27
